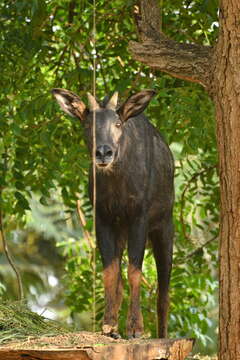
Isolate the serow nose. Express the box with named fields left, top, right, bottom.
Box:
left=96, top=145, right=113, bottom=160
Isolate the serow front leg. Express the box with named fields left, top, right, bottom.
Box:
left=96, top=217, right=124, bottom=339
left=127, top=217, right=147, bottom=339
left=102, top=259, right=123, bottom=338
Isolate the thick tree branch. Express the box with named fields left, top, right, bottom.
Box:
left=129, top=0, right=214, bottom=89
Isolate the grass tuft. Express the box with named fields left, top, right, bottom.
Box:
left=0, top=301, right=70, bottom=344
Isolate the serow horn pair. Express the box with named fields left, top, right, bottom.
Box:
left=87, top=92, right=118, bottom=111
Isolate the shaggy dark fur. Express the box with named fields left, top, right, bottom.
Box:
left=52, top=88, right=174, bottom=339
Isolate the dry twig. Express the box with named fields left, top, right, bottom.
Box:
left=76, top=199, right=95, bottom=249
left=0, top=208, right=24, bottom=300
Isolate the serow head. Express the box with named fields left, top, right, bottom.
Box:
left=52, top=88, right=156, bottom=171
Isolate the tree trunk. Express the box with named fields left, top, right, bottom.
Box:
left=129, top=0, right=240, bottom=359
left=213, top=1, right=240, bottom=359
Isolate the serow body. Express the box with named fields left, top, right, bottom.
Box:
left=52, top=88, right=174, bottom=339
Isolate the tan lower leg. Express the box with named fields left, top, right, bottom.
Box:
left=127, top=264, right=144, bottom=337
left=102, top=259, right=122, bottom=334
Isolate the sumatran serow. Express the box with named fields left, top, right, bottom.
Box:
left=52, top=88, right=174, bottom=339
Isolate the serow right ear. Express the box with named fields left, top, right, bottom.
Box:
left=52, top=88, right=88, bottom=121
left=118, top=89, right=156, bottom=122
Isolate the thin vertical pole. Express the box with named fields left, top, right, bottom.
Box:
left=92, top=0, right=97, bottom=333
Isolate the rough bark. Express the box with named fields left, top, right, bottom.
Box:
left=129, top=1, right=240, bottom=359
left=128, top=0, right=214, bottom=89
left=213, top=1, right=240, bottom=359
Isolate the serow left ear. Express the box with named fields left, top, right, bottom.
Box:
left=118, top=89, right=156, bottom=122
left=52, top=88, right=87, bottom=121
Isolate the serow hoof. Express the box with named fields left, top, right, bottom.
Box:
left=102, top=325, right=120, bottom=339
left=111, top=332, right=121, bottom=339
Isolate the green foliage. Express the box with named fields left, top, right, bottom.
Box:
left=0, top=0, right=219, bottom=352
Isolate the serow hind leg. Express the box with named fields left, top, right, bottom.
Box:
left=150, top=217, right=173, bottom=338
left=127, top=216, right=147, bottom=339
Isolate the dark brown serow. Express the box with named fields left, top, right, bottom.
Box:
left=52, top=88, right=174, bottom=339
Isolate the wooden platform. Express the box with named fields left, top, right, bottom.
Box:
left=0, top=338, right=194, bottom=360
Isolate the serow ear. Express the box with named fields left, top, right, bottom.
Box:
left=118, top=89, right=156, bottom=121
left=51, top=88, right=88, bottom=121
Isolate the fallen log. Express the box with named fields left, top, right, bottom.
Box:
left=0, top=336, right=194, bottom=360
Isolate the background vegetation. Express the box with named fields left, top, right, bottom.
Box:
left=0, top=0, right=219, bottom=354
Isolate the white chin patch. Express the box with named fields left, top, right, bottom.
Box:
left=96, top=163, right=113, bottom=172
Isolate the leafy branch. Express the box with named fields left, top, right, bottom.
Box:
left=179, top=164, right=217, bottom=242
left=175, top=234, right=218, bottom=265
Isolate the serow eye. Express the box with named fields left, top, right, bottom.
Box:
left=115, top=122, right=122, bottom=128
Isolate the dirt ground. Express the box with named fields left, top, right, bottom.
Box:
left=0, top=331, right=130, bottom=350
